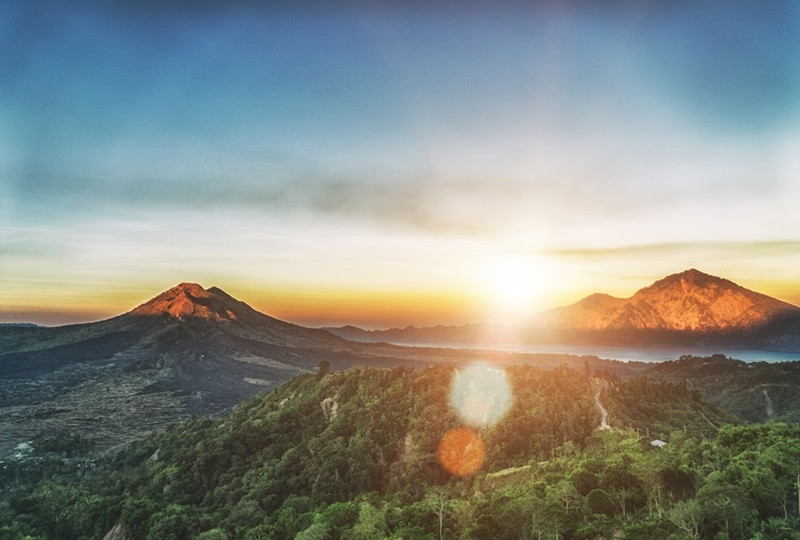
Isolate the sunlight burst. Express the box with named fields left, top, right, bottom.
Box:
left=482, top=255, right=550, bottom=318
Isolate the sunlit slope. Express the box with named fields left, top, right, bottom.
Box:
left=537, top=269, right=800, bottom=331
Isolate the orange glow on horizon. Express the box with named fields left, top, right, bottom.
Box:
left=0, top=283, right=493, bottom=328
left=3, top=276, right=799, bottom=328
left=251, top=287, right=488, bottom=328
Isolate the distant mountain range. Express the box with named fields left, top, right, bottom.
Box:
left=326, top=269, right=800, bottom=351
left=2, top=270, right=798, bottom=457
left=0, top=283, right=632, bottom=456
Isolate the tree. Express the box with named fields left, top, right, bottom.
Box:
left=422, top=489, right=450, bottom=540
left=317, top=501, right=359, bottom=536
left=295, top=522, right=331, bottom=540
left=586, top=489, right=614, bottom=516
left=504, top=491, right=547, bottom=540
left=697, top=472, right=754, bottom=538
left=319, top=360, right=331, bottom=377
left=448, top=498, right=479, bottom=539
left=120, top=497, right=159, bottom=539
left=667, top=499, right=702, bottom=539
left=542, top=484, right=572, bottom=540
left=196, top=529, right=228, bottom=540
left=347, top=501, right=386, bottom=540
left=147, top=504, right=192, bottom=540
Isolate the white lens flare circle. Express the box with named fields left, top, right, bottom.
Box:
left=450, top=364, right=512, bottom=427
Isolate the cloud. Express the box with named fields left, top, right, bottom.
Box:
left=544, top=241, right=800, bottom=259
left=4, top=0, right=800, bottom=245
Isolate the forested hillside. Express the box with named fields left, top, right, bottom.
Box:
left=646, top=355, right=800, bottom=423
left=1, top=365, right=798, bottom=539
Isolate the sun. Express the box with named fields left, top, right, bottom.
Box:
left=482, top=255, right=549, bottom=318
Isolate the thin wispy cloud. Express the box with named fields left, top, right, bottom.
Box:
left=545, top=242, right=800, bottom=259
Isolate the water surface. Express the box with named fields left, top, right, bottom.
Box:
left=411, top=342, right=800, bottom=363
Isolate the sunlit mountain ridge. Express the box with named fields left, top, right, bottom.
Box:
left=328, top=269, right=800, bottom=351
left=539, top=269, right=799, bottom=331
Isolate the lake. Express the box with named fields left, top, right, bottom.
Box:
left=409, top=342, right=800, bottom=363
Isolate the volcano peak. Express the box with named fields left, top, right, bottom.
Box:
left=129, top=282, right=236, bottom=321
left=173, top=282, right=207, bottom=293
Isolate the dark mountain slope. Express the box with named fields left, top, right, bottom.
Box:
left=0, top=283, right=401, bottom=455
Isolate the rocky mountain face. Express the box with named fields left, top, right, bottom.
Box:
left=122, top=282, right=351, bottom=349
left=537, top=269, right=800, bottom=332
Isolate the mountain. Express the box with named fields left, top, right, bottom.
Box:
left=537, top=268, right=800, bottom=332
left=0, top=283, right=329, bottom=454
left=323, top=323, right=490, bottom=345
left=0, top=282, right=429, bottom=456
left=0, top=283, right=641, bottom=457
left=328, top=269, right=800, bottom=350
left=122, top=282, right=352, bottom=349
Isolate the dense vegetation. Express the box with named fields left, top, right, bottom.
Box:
left=1, top=364, right=799, bottom=539
left=647, top=355, right=800, bottom=423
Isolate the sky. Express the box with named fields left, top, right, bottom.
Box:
left=2, top=0, right=800, bottom=328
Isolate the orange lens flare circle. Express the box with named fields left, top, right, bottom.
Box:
left=437, top=428, right=486, bottom=477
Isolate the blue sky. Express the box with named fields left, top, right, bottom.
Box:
left=2, top=1, right=800, bottom=326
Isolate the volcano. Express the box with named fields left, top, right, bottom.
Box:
left=0, top=283, right=414, bottom=454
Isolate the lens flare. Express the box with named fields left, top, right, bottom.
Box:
left=438, top=428, right=485, bottom=476
left=449, top=364, right=512, bottom=427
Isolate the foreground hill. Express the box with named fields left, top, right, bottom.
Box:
left=6, top=364, right=789, bottom=540
left=0, top=284, right=646, bottom=456
left=327, top=269, right=800, bottom=351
